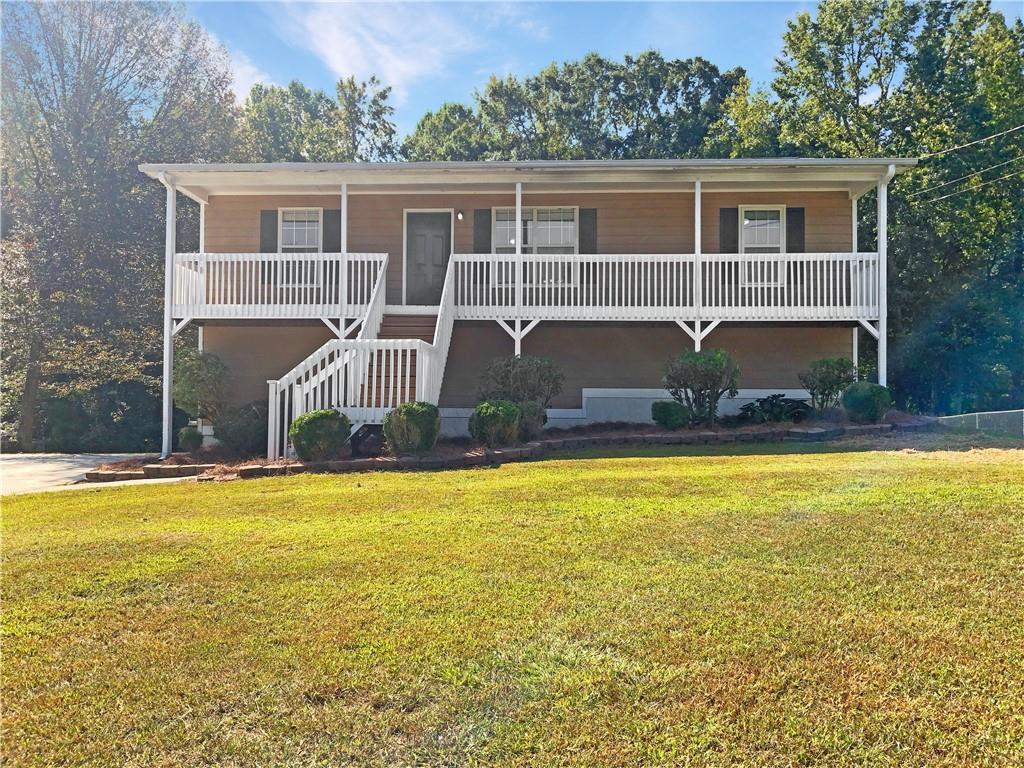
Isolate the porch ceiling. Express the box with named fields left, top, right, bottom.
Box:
left=140, top=158, right=916, bottom=203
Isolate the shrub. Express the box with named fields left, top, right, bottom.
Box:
left=739, top=394, right=812, bottom=424
left=478, top=356, right=564, bottom=408
left=173, top=347, right=230, bottom=421
left=651, top=400, right=691, bottom=430
left=178, top=425, right=203, bottom=452
left=663, top=348, right=740, bottom=427
left=216, top=400, right=269, bottom=457
left=842, top=382, right=892, bottom=424
left=468, top=400, right=520, bottom=447
left=383, top=402, right=440, bottom=455
left=517, top=400, right=547, bottom=441
left=798, top=357, right=856, bottom=414
left=288, top=409, right=351, bottom=462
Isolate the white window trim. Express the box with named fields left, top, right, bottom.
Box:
left=277, top=207, right=323, bottom=287
left=490, top=205, right=580, bottom=255
left=738, top=204, right=787, bottom=288
left=491, top=206, right=580, bottom=289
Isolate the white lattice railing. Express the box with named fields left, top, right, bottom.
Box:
left=451, top=252, right=879, bottom=322
left=173, top=252, right=386, bottom=319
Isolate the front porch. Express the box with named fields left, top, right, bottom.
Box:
left=143, top=158, right=912, bottom=457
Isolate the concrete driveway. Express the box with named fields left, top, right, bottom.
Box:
left=1, top=453, right=156, bottom=495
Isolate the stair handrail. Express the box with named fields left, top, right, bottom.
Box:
left=420, top=256, right=457, bottom=403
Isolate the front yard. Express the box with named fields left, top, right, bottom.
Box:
left=4, top=435, right=1023, bottom=766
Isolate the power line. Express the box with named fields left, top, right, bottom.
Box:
left=923, top=169, right=1024, bottom=203
left=920, top=123, right=1024, bottom=159
left=908, top=155, right=1024, bottom=197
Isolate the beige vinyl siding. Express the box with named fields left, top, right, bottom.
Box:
left=438, top=322, right=853, bottom=408
left=201, top=323, right=335, bottom=405
left=701, top=191, right=852, bottom=253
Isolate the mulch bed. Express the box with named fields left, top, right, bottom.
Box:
left=84, top=416, right=940, bottom=484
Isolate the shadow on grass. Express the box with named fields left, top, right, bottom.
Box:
left=541, top=430, right=1023, bottom=463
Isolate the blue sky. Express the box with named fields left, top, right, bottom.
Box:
left=189, top=1, right=1024, bottom=138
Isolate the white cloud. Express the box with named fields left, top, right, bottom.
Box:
left=208, top=32, right=275, bottom=104
left=271, top=2, right=480, bottom=104
left=229, top=47, right=275, bottom=103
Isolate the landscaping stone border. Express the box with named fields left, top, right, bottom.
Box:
left=83, top=419, right=939, bottom=484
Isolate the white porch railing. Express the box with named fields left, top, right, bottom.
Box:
left=451, top=252, right=879, bottom=322
left=173, top=252, right=386, bottom=319
left=267, top=252, right=433, bottom=458
left=419, top=258, right=458, bottom=404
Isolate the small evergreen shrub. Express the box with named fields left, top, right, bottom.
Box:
left=798, top=357, right=856, bottom=414
left=216, top=400, right=269, bottom=457
left=383, top=401, right=440, bottom=455
left=663, top=348, right=740, bottom=427
left=468, top=400, right=520, bottom=447
left=478, top=356, right=564, bottom=407
left=178, top=425, right=203, bottom=452
left=651, top=400, right=691, bottom=430
left=288, top=409, right=351, bottom=461
left=842, top=382, right=892, bottom=423
left=517, top=400, right=547, bottom=441
left=739, top=394, right=812, bottom=423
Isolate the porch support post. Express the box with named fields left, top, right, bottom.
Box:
left=851, top=197, right=857, bottom=253
left=514, top=319, right=522, bottom=356
left=199, top=201, right=206, bottom=253
left=515, top=181, right=523, bottom=330
left=159, top=175, right=177, bottom=458
left=341, top=182, right=349, bottom=316
left=693, top=178, right=702, bottom=351
left=852, top=326, right=859, bottom=369
left=877, top=164, right=894, bottom=386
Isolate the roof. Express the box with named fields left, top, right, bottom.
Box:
left=139, top=158, right=917, bottom=203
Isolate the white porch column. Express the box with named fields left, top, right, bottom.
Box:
left=341, top=182, right=349, bottom=316
left=160, top=176, right=177, bottom=457
left=851, top=197, right=857, bottom=252
left=341, top=182, right=348, bottom=253
left=877, top=165, right=894, bottom=387
left=515, top=181, right=523, bottom=334
left=199, top=201, right=206, bottom=253
left=693, top=178, right=702, bottom=351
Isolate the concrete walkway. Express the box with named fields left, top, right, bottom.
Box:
left=1, top=453, right=158, bottom=495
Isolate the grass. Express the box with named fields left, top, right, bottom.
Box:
left=4, top=433, right=1023, bottom=766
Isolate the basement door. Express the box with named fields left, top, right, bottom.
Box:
left=405, top=211, right=452, bottom=305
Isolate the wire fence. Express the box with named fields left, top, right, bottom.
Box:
left=938, top=409, right=1024, bottom=438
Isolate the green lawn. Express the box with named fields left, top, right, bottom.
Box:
left=4, top=435, right=1024, bottom=766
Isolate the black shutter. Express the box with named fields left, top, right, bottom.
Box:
left=323, top=209, right=341, bottom=252
left=786, top=207, right=805, bottom=253
left=473, top=209, right=491, bottom=253
left=259, top=210, right=278, bottom=252
left=719, top=208, right=738, bottom=253
left=579, top=208, right=597, bottom=254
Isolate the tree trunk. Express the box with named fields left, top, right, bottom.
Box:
left=17, top=335, right=42, bottom=450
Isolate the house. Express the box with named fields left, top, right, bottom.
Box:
left=139, top=159, right=916, bottom=458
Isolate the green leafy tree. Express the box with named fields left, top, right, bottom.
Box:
left=1, top=1, right=236, bottom=449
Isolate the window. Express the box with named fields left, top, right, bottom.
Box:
left=279, top=208, right=322, bottom=253
left=739, top=206, right=786, bottom=287
left=277, top=208, right=322, bottom=287
left=492, top=207, right=578, bottom=288
left=493, top=207, right=577, bottom=254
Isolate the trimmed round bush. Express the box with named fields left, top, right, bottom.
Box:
left=383, top=401, right=440, bottom=455
left=468, top=400, right=520, bottom=447
left=288, top=409, right=351, bottom=461
left=517, top=400, right=547, bottom=441
left=842, top=382, right=892, bottom=424
left=178, top=425, right=203, bottom=452
left=651, top=400, right=690, bottom=430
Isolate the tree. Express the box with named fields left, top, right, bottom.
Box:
left=402, top=51, right=744, bottom=160
left=1, top=1, right=237, bottom=449
left=236, top=77, right=399, bottom=162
